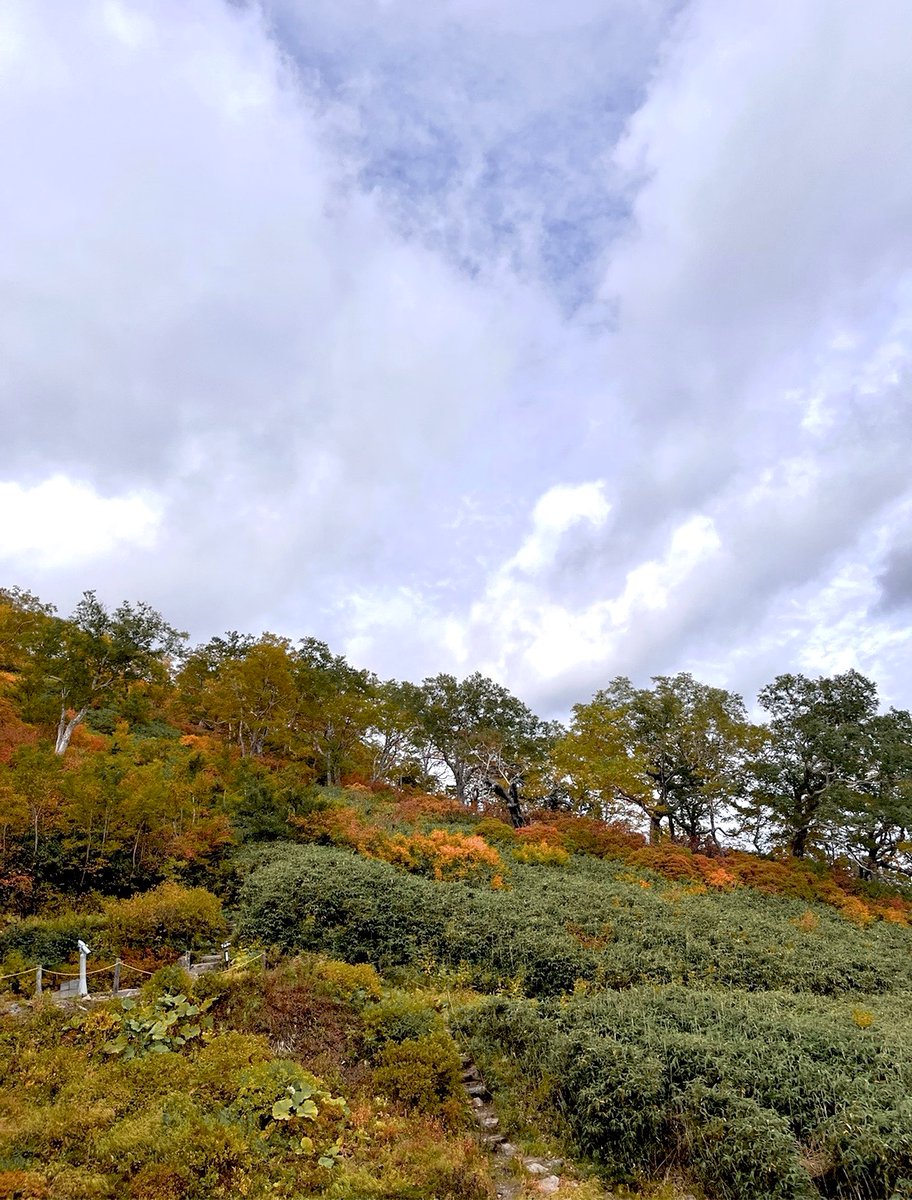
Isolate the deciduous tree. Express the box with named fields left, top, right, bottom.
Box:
left=24, top=592, right=185, bottom=755
left=751, top=670, right=879, bottom=858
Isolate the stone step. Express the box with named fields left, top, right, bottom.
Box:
left=189, top=961, right=221, bottom=976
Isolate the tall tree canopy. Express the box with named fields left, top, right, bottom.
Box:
left=416, top=672, right=548, bottom=817
left=751, top=670, right=880, bottom=858
left=20, top=592, right=185, bottom=755
left=555, top=674, right=757, bottom=844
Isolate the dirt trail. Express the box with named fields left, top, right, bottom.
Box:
left=460, top=1052, right=564, bottom=1198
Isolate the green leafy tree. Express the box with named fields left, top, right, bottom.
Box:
left=416, top=672, right=547, bottom=817
left=290, top=638, right=374, bottom=785
left=555, top=674, right=757, bottom=844
left=751, top=670, right=879, bottom=858
left=363, top=678, right=429, bottom=787
left=0, top=586, right=57, bottom=673
left=833, top=707, right=912, bottom=877
left=21, top=591, right=185, bottom=755
left=4, top=744, right=65, bottom=860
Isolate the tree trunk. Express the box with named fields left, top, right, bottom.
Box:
left=649, top=814, right=663, bottom=844
left=55, top=705, right=88, bottom=755
left=790, top=825, right=809, bottom=858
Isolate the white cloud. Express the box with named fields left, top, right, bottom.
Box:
left=508, top=481, right=610, bottom=574
left=0, top=477, right=161, bottom=569
left=1, top=0, right=911, bottom=717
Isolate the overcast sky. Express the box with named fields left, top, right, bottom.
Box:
left=2, top=0, right=911, bottom=717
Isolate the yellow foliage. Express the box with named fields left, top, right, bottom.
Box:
left=312, top=958, right=383, bottom=1004
left=837, top=897, right=875, bottom=927
left=792, top=910, right=819, bottom=933
left=513, top=841, right=570, bottom=867
left=104, top=882, right=226, bottom=952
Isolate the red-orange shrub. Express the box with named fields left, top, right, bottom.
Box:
left=392, top=794, right=464, bottom=824
left=630, top=844, right=706, bottom=883
left=377, top=829, right=503, bottom=884
left=526, top=812, right=646, bottom=858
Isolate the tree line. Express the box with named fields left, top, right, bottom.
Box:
left=1, top=585, right=910, bottom=891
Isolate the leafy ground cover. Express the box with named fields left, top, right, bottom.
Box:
left=237, top=841, right=912, bottom=997
left=0, top=956, right=494, bottom=1200
left=454, top=987, right=912, bottom=1200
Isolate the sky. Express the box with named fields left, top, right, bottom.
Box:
left=1, top=0, right=911, bottom=718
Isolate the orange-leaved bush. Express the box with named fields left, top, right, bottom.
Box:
left=378, top=829, right=503, bottom=884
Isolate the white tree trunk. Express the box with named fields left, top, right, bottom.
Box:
left=55, top=705, right=88, bottom=755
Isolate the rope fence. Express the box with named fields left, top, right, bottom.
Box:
left=0, top=966, right=37, bottom=982
left=0, top=947, right=230, bottom=999
left=225, top=950, right=265, bottom=972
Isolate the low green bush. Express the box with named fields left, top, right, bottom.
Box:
left=237, top=842, right=912, bottom=998
left=362, top=991, right=442, bottom=1052
left=236, top=843, right=594, bottom=995
left=104, top=881, right=226, bottom=954
left=0, top=912, right=106, bottom=967
left=679, top=1084, right=816, bottom=1200
left=373, top=1031, right=464, bottom=1117
left=455, top=986, right=912, bottom=1200
left=140, top=962, right=195, bottom=1001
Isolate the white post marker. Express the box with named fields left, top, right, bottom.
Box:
left=77, top=939, right=91, bottom=998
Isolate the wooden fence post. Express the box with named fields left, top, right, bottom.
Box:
left=112, top=960, right=121, bottom=996
left=35, top=965, right=42, bottom=997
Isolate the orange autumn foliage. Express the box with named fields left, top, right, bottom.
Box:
left=0, top=697, right=38, bottom=764
left=290, top=804, right=504, bottom=885
left=290, top=797, right=912, bottom=923
left=631, top=843, right=735, bottom=888
left=526, top=812, right=647, bottom=858
left=380, top=828, right=503, bottom=883
left=391, top=794, right=465, bottom=823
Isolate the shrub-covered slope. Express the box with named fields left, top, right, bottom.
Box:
left=238, top=841, right=912, bottom=997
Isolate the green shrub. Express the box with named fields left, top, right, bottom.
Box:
left=373, top=1031, right=463, bottom=1116
left=238, top=843, right=912, bottom=999
left=555, top=1033, right=668, bottom=1178
left=819, top=1097, right=912, bottom=1199
left=139, top=962, right=195, bottom=1002
left=678, top=1083, right=815, bottom=1200
left=0, top=949, right=35, bottom=996
left=236, top=844, right=594, bottom=996
left=474, top=817, right=517, bottom=845
left=0, top=913, right=106, bottom=967
left=362, top=991, right=442, bottom=1052
left=457, top=986, right=912, bottom=1200
left=104, top=882, right=225, bottom=954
